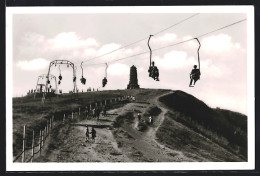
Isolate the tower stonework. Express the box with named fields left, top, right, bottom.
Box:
left=127, top=65, right=140, bottom=89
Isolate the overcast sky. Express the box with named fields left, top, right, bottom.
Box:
left=8, top=7, right=249, bottom=114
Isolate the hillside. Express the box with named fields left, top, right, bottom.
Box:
left=12, top=89, right=247, bottom=162
left=158, top=90, right=247, bottom=160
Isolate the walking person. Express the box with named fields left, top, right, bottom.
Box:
left=102, top=105, right=107, bottom=117
left=149, top=116, right=153, bottom=125
left=85, top=126, right=90, bottom=143
left=96, top=107, right=100, bottom=121
left=92, top=108, right=96, bottom=118
left=85, top=106, right=89, bottom=118
left=137, top=113, right=141, bottom=121
left=91, top=127, right=96, bottom=143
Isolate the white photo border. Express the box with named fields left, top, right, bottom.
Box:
left=6, top=6, right=255, bottom=171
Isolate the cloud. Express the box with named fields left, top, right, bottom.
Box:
left=23, top=32, right=46, bottom=45
left=51, top=32, right=99, bottom=50
left=17, top=58, right=50, bottom=71
left=97, top=43, right=121, bottom=55
left=200, top=59, right=232, bottom=78
left=154, top=50, right=195, bottom=70
left=108, top=63, right=129, bottom=76
left=202, top=34, right=235, bottom=52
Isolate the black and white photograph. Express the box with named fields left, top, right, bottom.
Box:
left=6, top=6, right=255, bottom=171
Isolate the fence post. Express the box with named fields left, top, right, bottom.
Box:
left=45, top=126, right=47, bottom=140
left=22, top=125, right=26, bottom=163
left=95, top=102, right=98, bottom=107
left=52, top=115, right=54, bottom=123
left=105, top=100, right=107, bottom=105
left=42, top=129, right=45, bottom=146
left=50, top=118, right=52, bottom=130
left=39, top=130, right=42, bottom=155
left=79, top=107, right=81, bottom=115
left=90, top=104, right=92, bottom=110
left=63, top=114, right=65, bottom=124
left=31, top=130, right=34, bottom=162
left=41, top=130, right=44, bottom=148
left=72, top=112, right=74, bottom=119
left=46, top=120, right=49, bottom=136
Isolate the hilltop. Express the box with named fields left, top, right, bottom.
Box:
left=12, top=89, right=247, bottom=162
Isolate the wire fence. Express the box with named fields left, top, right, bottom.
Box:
left=13, top=96, right=127, bottom=163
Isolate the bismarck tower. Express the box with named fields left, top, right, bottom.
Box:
left=127, top=65, right=140, bottom=89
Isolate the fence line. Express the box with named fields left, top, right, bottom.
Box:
left=13, top=96, right=126, bottom=162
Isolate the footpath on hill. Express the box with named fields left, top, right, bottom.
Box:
left=35, top=90, right=243, bottom=162
left=35, top=90, right=192, bottom=162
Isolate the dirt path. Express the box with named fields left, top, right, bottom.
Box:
left=38, top=91, right=195, bottom=162
left=36, top=90, right=240, bottom=162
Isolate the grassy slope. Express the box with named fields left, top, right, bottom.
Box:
left=14, top=88, right=246, bottom=162
left=12, top=88, right=169, bottom=157
left=158, top=90, right=247, bottom=160
left=12, top=90, right=130, bottom=157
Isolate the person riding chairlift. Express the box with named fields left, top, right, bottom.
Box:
left=189, top=65, right=200, bottom=86
left=102, top=77, right=107, bottom=87
left=150, top=61, right=159, bottom=81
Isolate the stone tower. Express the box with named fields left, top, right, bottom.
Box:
left=127, top=65, right=140, bottom=89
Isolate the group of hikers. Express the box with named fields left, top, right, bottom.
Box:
left=137, top=113, right=153, bottom=125
left=85, top=113, right=154, bottom=144
left=85, top=105, right=107, bottom=121
left=85, top=125, right=96, bottom=143
left=84, top=105, right=107, bottom=143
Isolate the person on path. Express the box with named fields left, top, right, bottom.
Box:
left=91, top=127, right=96, bottom=143
left=137, top=113, right=141, bottom=121
left=102, top=105, right=107, bottom=117
left=92, top=108, right=96, bottom=118
left=96, top=107, right=100, bottom=121
left=85, top=126, right=90, bottom=142
left=149, top=116, right=153, bottom=125
left=85, top=106, right=89, bottom=118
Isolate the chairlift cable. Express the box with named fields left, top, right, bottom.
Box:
left=152, top=13, right=200, bottom=36
left=81, top=13, right=200, bottom=64
left=81, top=18, right=246, bottom=66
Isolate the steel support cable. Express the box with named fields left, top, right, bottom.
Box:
left=195, top=38, right=201, bottom=70
left=148, top=35, right=153, bottom=66
left=79, top=18, right=247, bottom=67
left=105, top=63, right=108, bottom=77
left=81, top=13, right=200, bottom=64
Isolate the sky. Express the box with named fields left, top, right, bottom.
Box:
left=8, top=7, right=250, bottom=114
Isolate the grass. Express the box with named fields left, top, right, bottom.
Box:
left=143, top=105, right=162, bottom=117
left=12, top=89, right=133, bottom=157
left=113, top=112, right=134, bottom=128
left=159, top=90, right=247, bottom=160
left=156, top=112, right=244, bottom=162
left=13, top=88, right=167, bottom=158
